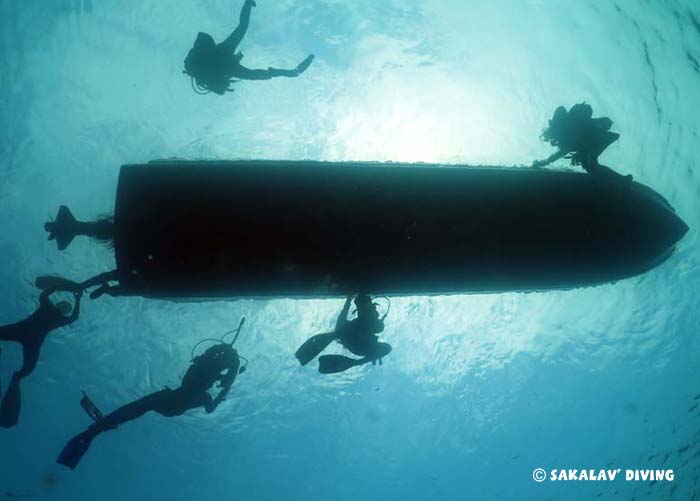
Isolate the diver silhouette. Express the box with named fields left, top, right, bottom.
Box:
left=532, top=103, right=632, bottom=182
left=57, top=333, right=245, bottom=469
left=44, top=205, right=114, bottom=251
left=295, top=295, right=392, bottom=374
left=183, top=0, right=315, bottom=95
left=0, top=286, right=82, bottom=428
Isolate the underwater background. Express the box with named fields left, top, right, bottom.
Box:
left=0, top=0, right=698, bottom=499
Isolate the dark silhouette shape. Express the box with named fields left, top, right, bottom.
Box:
left=57, top=342, right=242, bottom=469
left=44, top=206, right=114, bottom=251
left=296, top=295, right=392, bottom=374
left=36, top=271, right=121, bottom=300
left=81, top=271, right=121, bottom=299
left=108, top=161, right=687, bottom=297
left=533, top=103, right=632, bottom=182
left=80, top=390, right=104, bottom=422
left=0, top=286, right=82, bottom=428
left=183, top=0, right=315, bottom=95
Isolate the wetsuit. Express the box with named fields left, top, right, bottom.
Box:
left=58, top=344, right=240, bottom=469
left=335, top=297, right=391, bottom=360
left=184, top=0, right=313, bottom=95
left=0, top=289, right=80, bottom=428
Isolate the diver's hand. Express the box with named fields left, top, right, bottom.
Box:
left=218, top=373, right=235, bottom=388
left=245, top=0, right=256, bottom=8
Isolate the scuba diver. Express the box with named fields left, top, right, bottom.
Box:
left=57, top=318, right=248, bottom=470
left=295, top=295, right=392, bottom=374
left=532, top=103, right=633, bottom=182
left=0, top=286, right=82, bottom=428
left=44, top=205, right=114, bottom=251
left=183, top=0, right=315, bottom=95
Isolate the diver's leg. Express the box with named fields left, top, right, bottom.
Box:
left=91, top=389, right=172, bottom=433
left=591, top=163, right=633, bottom=183
left=0, top=323, right=22, bottom=342
left=15, top=339, right=41, bottom=379
left=0, top=374, right=22, bottom=428
left=590, top=131, right=619, bottom=159
left=57, top=389, right=173, bottom=469
left=0, top=340, right=41, bottom=428
left=76, top=219, right=114, bottom=242
left=582, top=158, right=632, bottom=183
left=220, top=0, right=256, bottom=53
left=232, top=65, right=297, bottom=80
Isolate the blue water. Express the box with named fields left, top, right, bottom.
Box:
left=1, top=1, right=699, bottom=499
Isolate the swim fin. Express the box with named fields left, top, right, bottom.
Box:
left=80, top=391, right=104, bottom=422
left=295, top=332, right=335, bottom=366
left=318, top=354, right=364, bottom=374
left=0, top=375, right=21, bottom=428
left=45, top=205, right=78, bottom=251
left=57, top=431, right=94, bottom=470
left=296, top=54, right=314, bottom=74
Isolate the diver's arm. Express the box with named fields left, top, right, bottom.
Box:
left=531, top=149, right=567, bottom=168
left=219, top=0, right=255, bottom=52
left=79, top=270, right=118, bottom=290
left=207, top=386, right=231, bottom=413
left=206, top=378, right=234, bottom=414
left=205, top=360, right=239, bottom=413
left=335, top=297, right=352, bottom=331
left=203, top=393, right=217, bottom=414
left=374, top=317, right=385, bottom=334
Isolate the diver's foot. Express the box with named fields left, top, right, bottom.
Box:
left=296, top=54, right=314, bottom=75
left=245, top=0, right=256, bottom=7
left=57, top=431, right=95, bottom=470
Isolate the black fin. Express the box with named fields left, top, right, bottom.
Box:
left=318, top=354, right=362, bottom=374
left=295, top=332, right=335, bottom=366
left=50, top=206, right=78, bottom=251
left=57, top=432, right=94, bottom=470
left=80, top=391, right=104, bottom=422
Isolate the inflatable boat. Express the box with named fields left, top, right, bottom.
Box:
left=96, top=160, right=689, bottom=298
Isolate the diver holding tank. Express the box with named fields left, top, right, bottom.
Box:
left=532, top=102, right=633, bottom=183
left=57, top=318, right=248, bottom=470
left=183, top=0, right=315, bottom=95
left=296, top=295, right=392, bottom=374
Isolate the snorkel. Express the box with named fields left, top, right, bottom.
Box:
left=190, top=317, right=249, bottom=374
